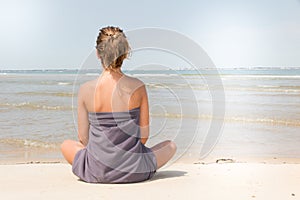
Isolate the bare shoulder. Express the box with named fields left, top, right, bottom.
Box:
left=122, top=75, right=146, bottom=90
left=116, top=76, right=144, bottom=98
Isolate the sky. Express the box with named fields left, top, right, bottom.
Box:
left=0, top=0, right=300, bottom=69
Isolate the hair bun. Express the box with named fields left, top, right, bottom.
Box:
left=96, top=26, right=130, bottom=69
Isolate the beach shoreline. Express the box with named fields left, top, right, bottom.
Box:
left=2, top=155, right=300, bottom=165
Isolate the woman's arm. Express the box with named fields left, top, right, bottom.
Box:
left=77, top=85, right=89, bottom=146
left=139, top=85, right=149, bottom=144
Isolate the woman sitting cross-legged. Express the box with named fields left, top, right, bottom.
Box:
left=61, top=26, right=176, bottom=183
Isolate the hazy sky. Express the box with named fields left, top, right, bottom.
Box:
left=0, top=0, right=300, bottom=69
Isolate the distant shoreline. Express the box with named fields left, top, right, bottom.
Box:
left=1, top=67, right=300, bottom=75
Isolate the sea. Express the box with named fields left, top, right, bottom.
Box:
left=0, top=68, right=299, bottom=163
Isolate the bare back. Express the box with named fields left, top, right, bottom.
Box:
left=77, top=70, right=149, bottom=145
left=82, top=73, right=145, bottom=112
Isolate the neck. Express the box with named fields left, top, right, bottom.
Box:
left=101, top=67, right=123, bottom=76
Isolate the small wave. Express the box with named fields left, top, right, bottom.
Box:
left=0, top=102, right=73, bottom=110
left=257, top=85, right=281, bottom=88
left=146, top=83, right=299, bottom=93
left=85, top=73, right=99, bottom=76
left=135, top=73, right=178, bottom=77
left=147, top=83, right=209, bottom=90
left=224, top=86, right=300, bottom=93
left=147, top=83, right=169, bottom=89
left=52, top=92, right=74, bottom=97
left=40, top=81, right=73, bottom=85
left=224, top=116, right=300, bottom=126
left=17, top=92, right=74, bottom=97
left=221, top=75, right=300, bottom=80
left=57, top=82, right=72, bottom=85
left=0, top=138, right=59, bottom=149
left=150, top=113, right=300, bottom=126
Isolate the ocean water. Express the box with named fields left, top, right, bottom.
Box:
left=0, top=68, right=299, bottom=163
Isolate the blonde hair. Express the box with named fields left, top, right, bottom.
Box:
left=96, top=26, right=130, bottom=69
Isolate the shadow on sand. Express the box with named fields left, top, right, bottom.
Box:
left=150, top=170, right=187, bottom=181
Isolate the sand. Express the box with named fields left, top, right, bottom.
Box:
left=1, top=162, right=300, bottom=200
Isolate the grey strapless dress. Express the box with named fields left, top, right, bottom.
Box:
left=72, top=107, right=157, bottom=183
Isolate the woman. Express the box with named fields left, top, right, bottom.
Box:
left=61, top=26, right=176, bottom=183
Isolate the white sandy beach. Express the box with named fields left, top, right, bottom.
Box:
left=1, top=162, right=299, bottom=200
